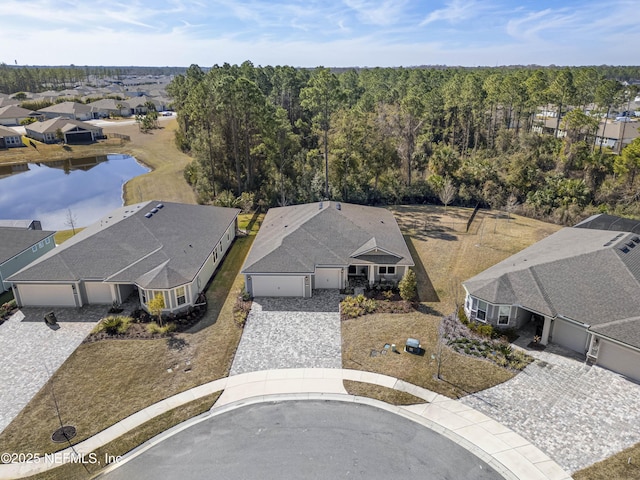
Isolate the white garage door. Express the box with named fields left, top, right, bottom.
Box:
left=85, top=282, right=113, bottom=304
left=251, top=275, right=304, bottom=297
left=597, top=340, right=640, bottom=382
left=17, top=283, right=75, bottom=307
left=314, top=268, right=342, bottom=289
left=552, top=319, right=589, bottom=353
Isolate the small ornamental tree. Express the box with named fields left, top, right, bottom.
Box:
left=147, top=293, right=165, bottom=326
left=399, top=269, right=417, bottom=302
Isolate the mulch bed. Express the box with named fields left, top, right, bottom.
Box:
left=84, top=304, right=207, bottom=343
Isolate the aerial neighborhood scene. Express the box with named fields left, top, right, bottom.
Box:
left=2, top=0, right=640, bottom=479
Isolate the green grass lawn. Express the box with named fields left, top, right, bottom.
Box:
left=0, top=213, right=262, bottom=462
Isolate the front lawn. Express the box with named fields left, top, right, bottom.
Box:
left=342, top=205, right=561, bottom=400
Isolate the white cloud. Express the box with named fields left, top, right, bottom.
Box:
left=344, top=0, right=408, bottom=26
left=419, top=0, right=480, bottom=26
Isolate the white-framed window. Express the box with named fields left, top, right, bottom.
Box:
left=219, top=243, right=223, bottom=253
left=176, top=286, right=186, bottom=305
left=476, top=300, right=487, bottom=321
left=32, top=245, right=38, bottom=252
left=141, top=289, right=147, bottom=304
left=213, top=249, right=218, bottom=263
left=498, top=306, right=510, bottom=325
left=379, top=266, right=396, bottom=275
left=45, top=237, right=51, bottom=244
left=38, top=241, right=44, bottom=248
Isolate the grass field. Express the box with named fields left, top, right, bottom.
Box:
left=0, top=213, right=261, bottom=459
left=342, top=205, right=562, bottom=400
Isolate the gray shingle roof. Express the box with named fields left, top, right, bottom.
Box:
left=25, top=117, right=101, bottom=134
left=242, top=201, right=413, bottom=274
left=0, top=227, right=56, bottom=264
left=0, top=105, right=37, bottom=119
left=9, top=201, right=239, bottom=290
left=464, top=227, right=640, bottom=349
left=575, top=213, right=640, bottom=234
left=37, top=101, right=95, bottom=115
left=0, top=125, right=21, bottom=138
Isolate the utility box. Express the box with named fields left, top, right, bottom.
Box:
left=405, top=338, right=423, bottom=355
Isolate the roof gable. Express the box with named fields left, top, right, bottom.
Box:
left=9, top=202, right=239, bottom=290
left=242, top=202, right=413, bottom=274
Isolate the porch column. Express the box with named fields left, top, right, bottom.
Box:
left=540, top=316, right=552, bottom=345
left=368, top=266, right=375, bottom=285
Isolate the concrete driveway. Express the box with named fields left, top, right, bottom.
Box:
left=0, top=307, right=102, bottom=433
left=230, top=290, right=343, bottom=375
left=460, top=343, right=640, bottom=473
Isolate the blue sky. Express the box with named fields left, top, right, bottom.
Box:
left=1, top=0, right=639, bottom=67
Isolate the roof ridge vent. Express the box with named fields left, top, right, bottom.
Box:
left=151, top=207, right=159, bottom=214
left=336, top=202, right=341, bottom=210
left=319, top=202, right=323, bottom=210
left=144, top=212, right=153, bottom=219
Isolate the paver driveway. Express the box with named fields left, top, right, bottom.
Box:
left=460, top=343, right=640, bottom=473
left=0, top=307, right=101, bottom=433
left=230, top=290, right=343, bottom=375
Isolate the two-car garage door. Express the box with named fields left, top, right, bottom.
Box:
left=16, top=283, right=75, bottom=307
left=250, top=275, right=305, bottom=297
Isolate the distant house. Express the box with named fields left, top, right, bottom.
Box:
left=0, top=125, right=23, bottom=148
left=9, top=201, right=240, bottom=314
left=25, top=117, right=104, bottom=144
left=463, top=216, right=640, bottom=383
left=125, top=96, right=167, bottom=115
left=533, top=116, right=640, bottom=153
left=0, top=105, right=40, bottom=126
left=242, top=201, right=414, bottom=297
left=37, top=101, right=98, bottom=121
left=87, top=98, right=130, bottom=117
left=0, top=227, right=56, bottom=292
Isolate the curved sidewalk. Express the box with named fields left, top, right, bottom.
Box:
left=0, top=369, right=572, bottom=480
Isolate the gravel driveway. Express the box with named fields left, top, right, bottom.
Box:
left=230, top=290, right=343, bottom=375
left=460, top=343, right=640, bottom=473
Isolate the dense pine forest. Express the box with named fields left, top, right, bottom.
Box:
left=167, top=63, right=640, bottom=224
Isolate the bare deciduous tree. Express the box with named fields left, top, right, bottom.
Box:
left=438, top=177, right=457, bottom=211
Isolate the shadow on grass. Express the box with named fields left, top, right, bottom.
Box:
left=185, top=235, right=254, bottom=334
left=404, top=235, right=440, bottom=303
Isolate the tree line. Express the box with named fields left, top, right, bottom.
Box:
left=168, top=63, right=640, bottom=223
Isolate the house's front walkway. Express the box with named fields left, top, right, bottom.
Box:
left=229, top=290, right=344, bottom=376
left=460, top=343, right=640, bottom=473
left=0, top=304, right=117, bottom=433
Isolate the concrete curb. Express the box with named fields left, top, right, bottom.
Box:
left=0, top=369, right=573, bottom=480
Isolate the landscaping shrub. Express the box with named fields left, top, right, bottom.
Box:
left=398, top=269, right=417, bottom=301
left=146, top=322, right=176, bottom=335
left=340, top=295, right=378, bottom=319
left=94, top=315, right=132, bottom=335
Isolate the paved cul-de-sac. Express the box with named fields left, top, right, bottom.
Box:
left=460, top=343, right=640, bottom=473
left=230, top=290, right=343, bottom=375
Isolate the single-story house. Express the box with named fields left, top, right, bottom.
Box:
left=25, top=117, right=104, bottom=144
left=37, top=101, right=98, bottom=121
left=0, top=125, right=23, bottom=148
left=125, top=96, right=167, bottom=115
left=9, top=201, right=240, bottom=314
left=242, top=201, right=414, bottom=297
left=87, top=98, right=130, bottom=117
left=463, top=216, right=640, bottom=383
left=0, top=227, right=56, bottom=292
left=0, top=105, right=41, bottom=126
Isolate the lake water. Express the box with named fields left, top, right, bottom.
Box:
left=0, top=154, right=149, bottom=231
